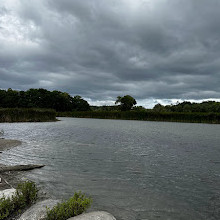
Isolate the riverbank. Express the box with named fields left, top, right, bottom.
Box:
left=0, top=139, right=22, bottom=152
left=0, top=139, right=46, bottom=191
left=0, top=139, right=30, bottom=191
left=0, top=108, right=57, bottom=122
left=57, top=111, right=220, bottom=124
left=0, top=138, right=116, bottom=220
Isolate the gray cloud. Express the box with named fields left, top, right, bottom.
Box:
left=0, top=0, right=220, bottom=107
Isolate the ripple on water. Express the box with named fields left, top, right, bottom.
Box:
left=0, top=118, right=220, bottom=220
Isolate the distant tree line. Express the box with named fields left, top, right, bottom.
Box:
left=0, top=88, right=90, bottom=112
left=91, top=95, right=220, bottom=114
left=80, top=96, right=220, bottom=124
left=153, top=101, right=220, bottom=113
left=1, top=89, right=219, bottom=115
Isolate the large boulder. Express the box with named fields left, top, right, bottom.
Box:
left=67, top=211, right=116, bottom=220
left=18, top=199, right=60, bottom=220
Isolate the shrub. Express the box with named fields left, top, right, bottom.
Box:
left=0, top=196, right=13, bottom=219
left=45, top=191, right=92, bottom=220
left=13, top=181, right=38, bottom=209
left=0, top=181, right=38, bottom=219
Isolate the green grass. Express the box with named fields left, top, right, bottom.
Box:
left=0, top=181, right=38, bottom=219
left=45, top=191, right=92, bottom=220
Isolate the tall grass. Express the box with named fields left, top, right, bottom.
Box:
left=0, top=108, right=56, bottom=122
left=57, top=111, right=220, bottom=124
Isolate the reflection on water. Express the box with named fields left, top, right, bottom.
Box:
left=0, top=118, right=220, bottom=220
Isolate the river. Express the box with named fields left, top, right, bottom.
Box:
left=0, top=118, right=220, bottom=220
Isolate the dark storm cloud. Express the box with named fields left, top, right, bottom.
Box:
left=0, top=0, right=220, bottom=106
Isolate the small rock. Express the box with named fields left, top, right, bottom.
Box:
left=18, top=199, right=60, bottom=220
left=0, top=188, right=16, bottom=199
left=67, top=211, right=116, bottom=220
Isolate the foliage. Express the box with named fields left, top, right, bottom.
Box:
left=45, top=192, right=92, bottom=220
left=132, top=106, right=146, bottom=111
left=0, top=108, right=56, bottom=122
left=115, top=95, right=137, bottom=111
left=90, top=105, right=119, bottom=111
left=72, top=96, right=90, bottom=111
left=0, top=181, right=38, bottom=220
left=0, top=88, right=90, bottom=112
left=58, top=110, right=220, bottom=124
left=153, top=101, right=220, bottom=113
left=0, top=196, right=12, bottom=220
left=15, top=181, right=38, bottom=206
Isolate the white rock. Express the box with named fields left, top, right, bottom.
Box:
left=0, top=188, right=16, bottom=199
left=18, top=199, right=60, bottom=220
left=67, top=211, right=116, bottom=220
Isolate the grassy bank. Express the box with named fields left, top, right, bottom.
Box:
left=57, top=111, right=220, bottom=124
left=0, top=181, right=91, bottom=220
left=0, top=108, right=56, bottom=122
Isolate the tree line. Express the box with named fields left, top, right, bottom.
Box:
left=153, top=101, right=220, bottom=113
left=0, top=88, right=90, bottom=112
left=92, top=95, right=220, bottom=113
left=1, top=89, right=219, bottom=114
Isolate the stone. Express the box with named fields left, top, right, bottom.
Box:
left=0, top=188, right=16, bottom=199
left=67, top=211, right=116, bottom=220
left=0, top=164, right=45, bottom=172
left=18, top=199, right=60, bottom=220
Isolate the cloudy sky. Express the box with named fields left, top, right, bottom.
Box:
left=0, top=0, right=220, bottom=107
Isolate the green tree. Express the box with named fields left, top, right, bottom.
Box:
left=115, top=95, right=137, bottom=111
left=72, top=96, right=90, bottom=111
left=0, top=88, right=91, bottom=112
left=153, top=103, right=165, bottom=112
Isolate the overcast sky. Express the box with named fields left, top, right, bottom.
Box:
left=0, top=0, right=220, bottom=107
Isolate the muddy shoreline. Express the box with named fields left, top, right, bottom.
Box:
left=0, top=138, right=23, bottom=190
left=0, top=139, right=116, bottom=220
left=0, top=138, right=22, bottom=152
left=0, top=138, right=45, bottom=190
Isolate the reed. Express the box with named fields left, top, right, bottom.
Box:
left=57, top=111, right=220, bottom=124
left=0, top=108, right=56, bottom=122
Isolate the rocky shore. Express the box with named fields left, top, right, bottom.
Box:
left=0, top=138, right=116, bottom=220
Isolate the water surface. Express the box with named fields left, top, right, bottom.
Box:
left=0, top=118, right=220, bottom=220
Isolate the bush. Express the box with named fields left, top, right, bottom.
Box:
left=0, top=196, right=13, bottom=219
left=15, top=181, right=38, bottom=207
left=0, top=181, right=38, bottom=219
left=45, top=192, right=92, bottom=220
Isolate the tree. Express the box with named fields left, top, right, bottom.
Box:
left=153, top=103, right=165, bottom=112
left=72, top=96, right=90, bottom=111
left=115, top=95, right=137, bottom=111
left=0, top=88, right=91, bottom=112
